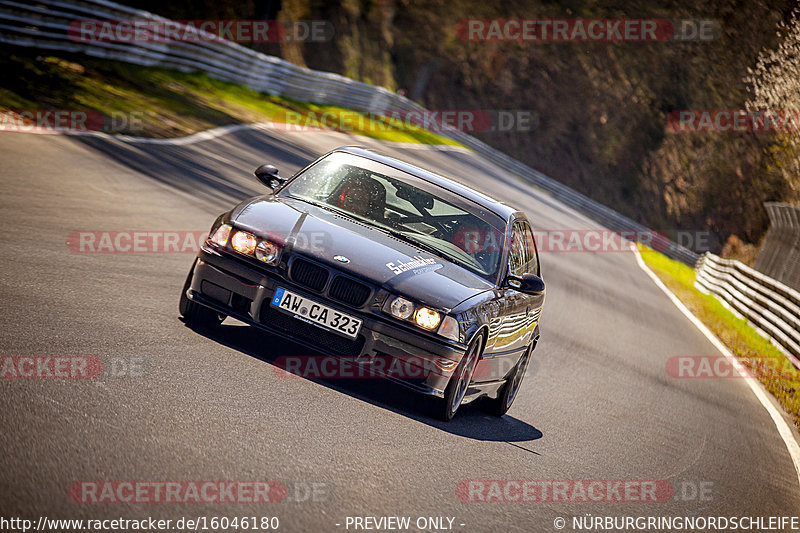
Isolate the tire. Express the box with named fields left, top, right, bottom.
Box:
left=179, top=260, right=225, bottom=329
left=435, top=332, right=484, bottom=421
left=486, top=341, right=533, bottom=417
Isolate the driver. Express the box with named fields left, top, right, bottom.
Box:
left=333, top=171, right=386, bottom=219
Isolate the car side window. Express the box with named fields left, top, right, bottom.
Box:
left=508, top=221, right=528, bottom=277
left=520, top=221, right=539, bottom=276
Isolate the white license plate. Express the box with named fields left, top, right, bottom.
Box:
left=271, top=287, right=362, bottom=339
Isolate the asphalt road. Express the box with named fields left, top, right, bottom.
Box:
left=1, top=127, right=799, bottom=532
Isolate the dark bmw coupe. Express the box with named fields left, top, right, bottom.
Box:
left=180, top=146, right=545, bottom=420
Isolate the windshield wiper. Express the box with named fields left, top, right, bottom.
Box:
left=287, top=195, right=365, bottom=222
left=379, top=226, right=447, bottom=258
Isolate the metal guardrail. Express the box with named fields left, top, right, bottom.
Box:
left=0, top=0, right=702, bottom=265
left=696, top=252, right=800, bottom=368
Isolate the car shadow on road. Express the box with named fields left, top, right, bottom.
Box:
left=74, top=130, right=318, bottom=211
left=188, top=320, right=543, bottom=443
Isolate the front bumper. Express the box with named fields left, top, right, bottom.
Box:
left=186, top=248, right=468, bottom=397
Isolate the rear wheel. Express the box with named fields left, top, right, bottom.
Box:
left=435, top=332, right=484, bottom=421
left=179, top=260, right=225, bottom=329
left=486, top=341, right=533, bottom=417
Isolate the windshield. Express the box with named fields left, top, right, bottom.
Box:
left=279, top=152, right=506, bottom=281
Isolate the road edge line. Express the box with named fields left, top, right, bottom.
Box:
left=630, top=243, right=800, bottom=486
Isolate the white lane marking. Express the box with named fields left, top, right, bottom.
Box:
left=631, top=243, right=800, bottom=486
left=2, top=121, right=470, bottom=151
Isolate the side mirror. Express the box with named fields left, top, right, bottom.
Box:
left=254, top=164, right=285, bottom=191
left=505, top=273, right=545, bottom=295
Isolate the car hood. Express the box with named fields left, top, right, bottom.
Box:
left=231, top=196, right=494, bottom=310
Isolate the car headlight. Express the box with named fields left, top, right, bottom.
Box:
left=255, top=240, right=280, bottom=265
left=384, top=295, right=457, bottom=340
left=389, top=297, right=415, bottom=320
left=208, top=224, right=232, bottom=247
left=414, top=307, right=441, bottom=330
left=231, top=230, right=257, bottom=256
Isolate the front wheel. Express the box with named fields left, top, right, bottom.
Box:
left=179, top=260, right=225, bottom=329
left=486, top=341, right=533, bottom=417
left=435, top=332, right=484, bottom=421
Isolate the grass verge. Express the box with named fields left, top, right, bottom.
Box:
left=0, top=46, right=461, bottom=146
left=637, top=244, right=800, bottom=430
